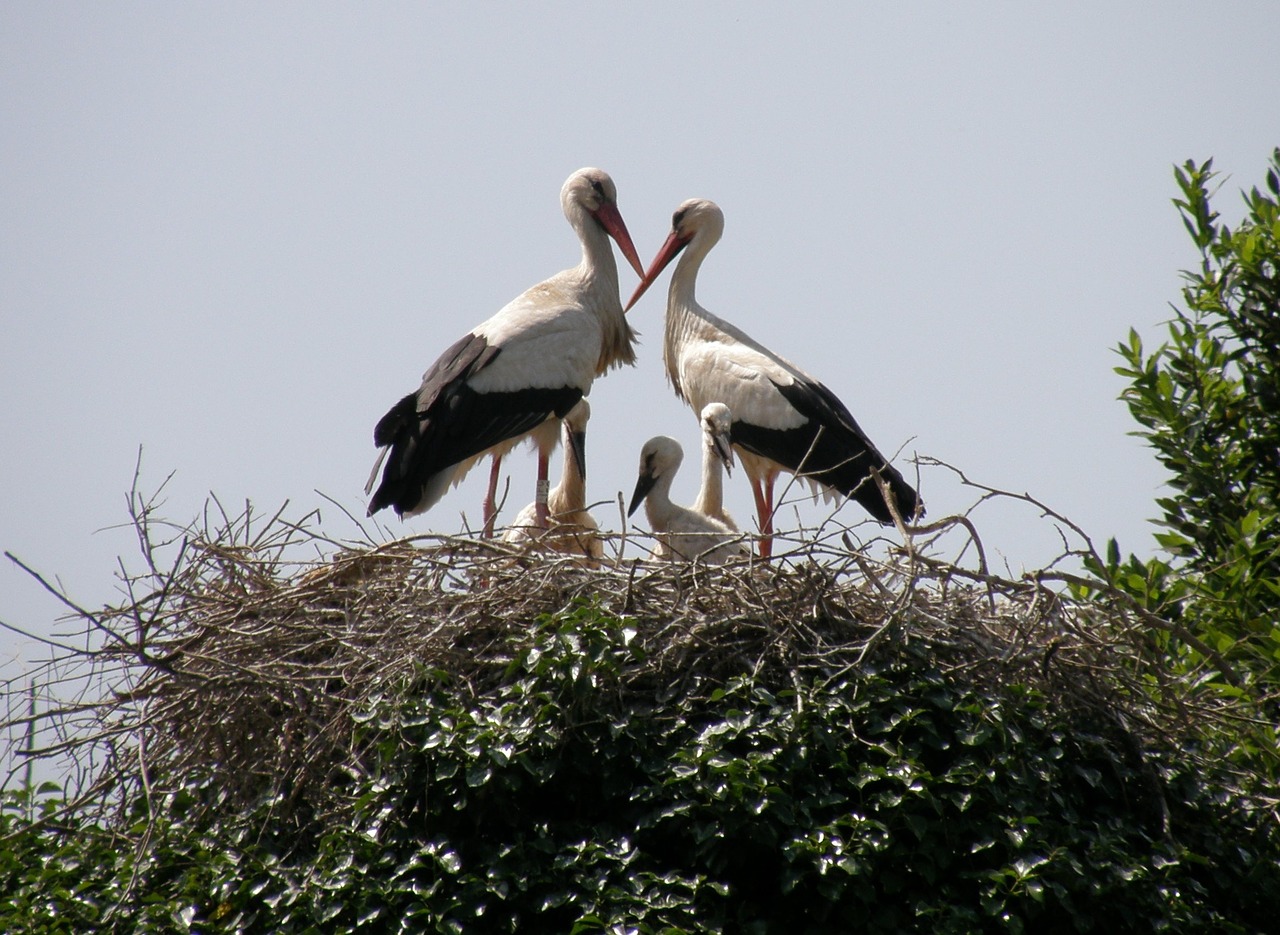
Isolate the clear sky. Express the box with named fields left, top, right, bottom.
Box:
left=3, top=4, right=1279, bottom=685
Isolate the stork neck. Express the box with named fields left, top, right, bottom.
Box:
left=693, top=437, right=724, bottom=516
left=662, top=243, right=720, bottom=396
left=643, top=469, right=678, bottom=527
left=667, top=232, right=711, bottom=311
left=575, top=214, right=621, bottom=294
left=551, top=450, right=586, bottom=515
left=567, top=207, right=636, bottom=375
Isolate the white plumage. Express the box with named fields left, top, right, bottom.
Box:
left=503, top=399, right=604, bottom=563
left=627, top=435, right=746, bottom=565
left=366, top=168, right=644, bottom=526
left=626, top=198, right=921, bottom=558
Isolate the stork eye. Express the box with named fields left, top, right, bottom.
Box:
left=590, top=178, right=605, bottom=197
left=672, top=209, right=686, bottom=229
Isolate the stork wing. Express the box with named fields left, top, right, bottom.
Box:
left=368, top=331, right=580, bottom=516
left=732, top=376, right=921, bottom=524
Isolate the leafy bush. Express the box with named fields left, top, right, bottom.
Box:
left=4, top=602, right=1277, bottom=934
left=1104, top=149, right=1280, bottom=693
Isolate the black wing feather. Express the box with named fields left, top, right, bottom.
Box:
left=368, top=332, right=581, bottom=516
left=730, top=377, right=921, bottom=524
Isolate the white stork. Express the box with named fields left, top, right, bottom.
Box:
left=628, top=435, right=746, bottom=564
left=503, top=399, right=604, bottom=563
left=625, top=199, right=921, bottom=558
left=366, top=168, right=645, bottom=527
left=691, top=402, right=737, bottom=531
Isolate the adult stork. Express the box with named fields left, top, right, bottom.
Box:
left=625, top=199, right=921, bottom=558
left=628, top=435, right=746, bottom=564
left=692, top=402, right=737, bottom=531
left=365, top=168, right=645, bottom=529
left=503, top=399, right=604, bottom=563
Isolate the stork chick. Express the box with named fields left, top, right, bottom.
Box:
left=691, top=402, right=737, bottom=531
left=628, top=435, right=745, bottom=565
left=503, top=400, right=604, bottom=563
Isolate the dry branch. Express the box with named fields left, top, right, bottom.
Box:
left=2, top=474, right=1268, bottom=832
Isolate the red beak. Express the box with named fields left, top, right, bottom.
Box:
left=592, top=201, right=646, bottom=280
left=624, top=230, right=689, bottom=312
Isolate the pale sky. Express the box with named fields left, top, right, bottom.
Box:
left=3, top=4, right=1279, bottom=684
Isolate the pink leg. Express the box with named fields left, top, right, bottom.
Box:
left=761, top=473, right=777, bottom=559
left=482, top=454, right=502, bottom=539
left=749, top=474, right=774, bottom=560
left=535, top=452, right=550, bottom=527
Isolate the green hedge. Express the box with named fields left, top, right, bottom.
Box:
left=3, top=603, right=1277, bottom=934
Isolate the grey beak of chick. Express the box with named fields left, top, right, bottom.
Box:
left=628, top=471, right=657, bottom=518
left=568, top=429, right=587, bottom=482
left=714, top=430, right=735, bottom=476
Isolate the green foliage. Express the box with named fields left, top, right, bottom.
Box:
left=3, top=604, right=1277, bottom=933
left=1101, top=149, right=1280, bottom=690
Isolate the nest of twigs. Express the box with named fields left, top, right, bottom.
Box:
left=1, top=467, right=1251, bottom=829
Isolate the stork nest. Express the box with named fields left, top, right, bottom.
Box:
left=1, top=468, right=1257, bottom=829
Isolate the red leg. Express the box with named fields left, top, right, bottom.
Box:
left=482, top=454, right=502, bottom=539
left=760, top=473, right=777, bottom=560
left=534, top=452, right=550, bottom=527
left=750, top=474, right=772, bottom=560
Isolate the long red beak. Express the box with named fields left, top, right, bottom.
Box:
left=593, top=202, right=646, bottom=280
left=624, top=230, right=689, bottom=312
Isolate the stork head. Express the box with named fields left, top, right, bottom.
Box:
left=562, top=168, right=646, bottom=279
left=625, top=198, right=725, bottom=312
left=562, top=398, right=591, bottom=481
left=700, top=402, right=735, bottom=476
left=627, top=435, right=683, bottom=517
